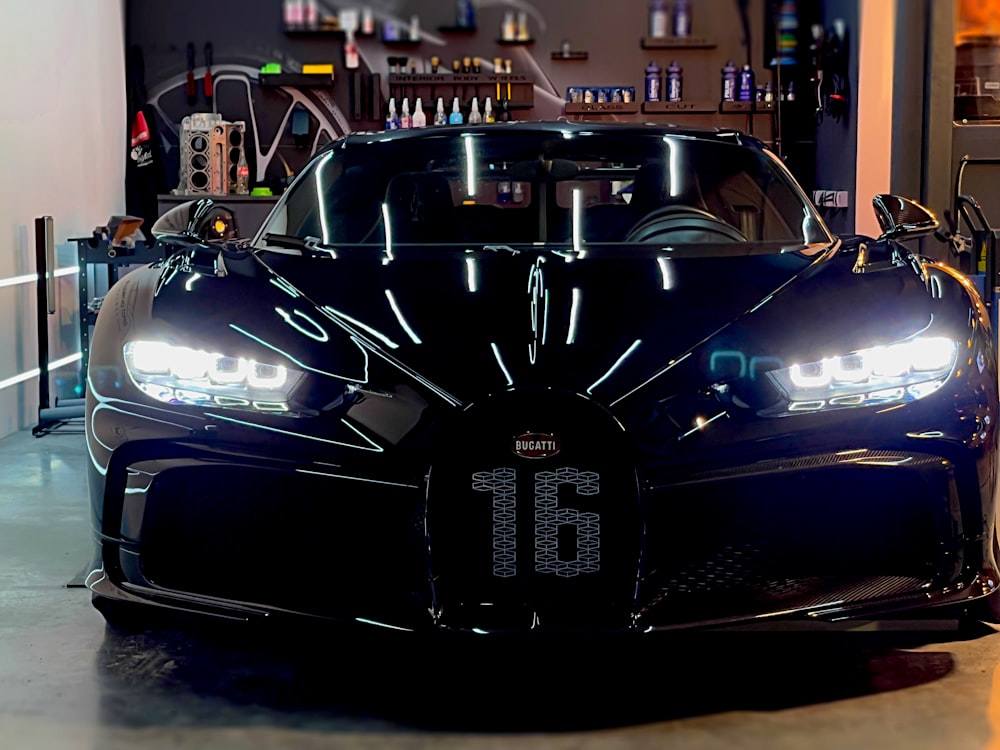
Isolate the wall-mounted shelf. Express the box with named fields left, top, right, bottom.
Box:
left=383, top=38, right=421, bottom=47
left=720, top=100, right=776, bottom=112
left=438, top=25, right=477, bottom=33
left=259, top=73, right=334, bottom=88
left=496, top=38, right=535, bottom=46
left=640, top=36, right=716, bottom=49
left=642, top=100, right=719, bottom=114
left=565, top=101, right=639, bottom=115
left=283, top=27, right=345, bottom=38
left=552, top=50, right=589, bottom=61
left=388, top=73, right=534, bottom=109
left=638, top=100, right=778, bottom=114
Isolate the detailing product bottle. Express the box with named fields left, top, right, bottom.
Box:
left=483, top=96, right=495, bottom=122
left=738, top=64, right=755, bottom=102
left=666, top=60, right=682, bottom=102
left=648, top=0, right=668, bottom=38
left=412, top=97, right=427, bottom=127
left=434, top=97, right=447, bottom=125
left=468, top=96, right=483, bottom=124
left=344, top=29, right=359, bottom=70
left=721, top=60, right=738, bottom=102
left=786, top=82, right=796, bottom=101
left=400, top=97, right=412, bottom=128
left=644, top=60, right=661, bottom=102
left=673, top=0, right=692, bottom=37
left=386, top=97, right=400, bottom=129
left=361, top=6, right=374, bottom=35
left=501, top=11, right=516, bottom=41
left=449, top=97, right=464, bottom=124
left=764, top=82, right=774, bottom=102
left=456, top=0, right=475, bottom=28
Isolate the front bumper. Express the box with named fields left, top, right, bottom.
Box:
left=88, top=432, right=1000, bottom=634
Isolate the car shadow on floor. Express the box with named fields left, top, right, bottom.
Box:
left=92, top=619, right=976, bottom=733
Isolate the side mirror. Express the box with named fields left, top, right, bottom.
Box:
left=150, top=198, right=239, bottom=243
left=872, top=194, right=939, bottom=242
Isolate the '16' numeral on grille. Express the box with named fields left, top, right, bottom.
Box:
left=472, top=467, right=601, bottom=578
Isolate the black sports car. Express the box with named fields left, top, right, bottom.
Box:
left=85, top=121, right=1000, bottom=634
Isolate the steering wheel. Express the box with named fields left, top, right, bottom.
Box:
left=625, top=205, right=748, bottom=243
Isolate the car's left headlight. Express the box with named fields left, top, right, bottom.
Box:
left=763, top=335, right=959, bottom=415
left=123, top=341, right=305, bottom=412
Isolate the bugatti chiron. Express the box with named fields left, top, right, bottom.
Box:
left=84, top=121, right=1000, bottom=634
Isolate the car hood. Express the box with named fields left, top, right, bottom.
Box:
left=231, top=245, right=836, bottom=406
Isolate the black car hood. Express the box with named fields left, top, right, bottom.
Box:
left=237, top=244, right=834, bottom=406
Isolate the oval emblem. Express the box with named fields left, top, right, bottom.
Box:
left=512, top=432, right=560, bottom=459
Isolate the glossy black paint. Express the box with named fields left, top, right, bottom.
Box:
left=85, top=122, right=1000, bottom=634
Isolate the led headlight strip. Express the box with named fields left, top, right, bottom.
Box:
left=123, top=341, right=304, bottom=412
left=765, top=336, right=958, bottom=414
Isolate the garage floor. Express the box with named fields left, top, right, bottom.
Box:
left=4, top=424, right=1000, bottom=750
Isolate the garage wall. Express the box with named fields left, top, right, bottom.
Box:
left=0, top=0, right=127, bottom=439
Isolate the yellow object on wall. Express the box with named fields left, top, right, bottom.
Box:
left=958, top=0, right=1000, bottom=43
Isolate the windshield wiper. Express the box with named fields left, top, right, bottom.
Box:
left=260, top=233, right=339, bottom=258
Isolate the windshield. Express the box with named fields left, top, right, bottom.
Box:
left=255, top=128, right=832, bottom=253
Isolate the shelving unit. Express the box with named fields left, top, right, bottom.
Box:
left=641, top=36, right=716, bottom=49
left=388, top=73, right=534, bottom=110
left=259, top=73, right=334, bottom=88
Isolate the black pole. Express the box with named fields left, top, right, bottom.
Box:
left=34, top=216, right=52, bottom=416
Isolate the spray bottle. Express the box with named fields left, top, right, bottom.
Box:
left=483, top=96, right=495, bottom=123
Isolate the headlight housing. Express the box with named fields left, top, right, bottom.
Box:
left=763, top=335, right=958, bottom=415
left=123, top=341, right=305, bottom=412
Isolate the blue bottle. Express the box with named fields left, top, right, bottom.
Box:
left=666, top=60, right=682, bottom=102
left=644, top=60, right=661, bottom=102
left=672, top=0, right=692, bottom=37
left=455, top=0, right=475, bottom=28
left=721, top=60, right=738, bottom=102
left=738, top=64, right=755, bottom=102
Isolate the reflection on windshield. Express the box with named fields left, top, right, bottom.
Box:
left=256, top=131, right=832, bottom=253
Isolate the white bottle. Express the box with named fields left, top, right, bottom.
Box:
left=412, top=97, right=427, bottom=127
left=344, top=29, right=359, bottom=70
left=483, top=96, right=495, bottom=123
left=468, top=96, right=482, bottom=124
left=433, top=97, right=447, bottom=125
left=400, top=97, right=412, bottom=128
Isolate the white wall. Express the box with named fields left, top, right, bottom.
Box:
left=0, top=0, right=126, bottom=438
left=854, top=0, right=897, bottom=237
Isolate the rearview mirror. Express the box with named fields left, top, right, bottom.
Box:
left=150, top=198, right=239, bottom=243
left=872, top=194, right=939, bottom=242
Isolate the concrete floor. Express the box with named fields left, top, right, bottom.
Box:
left=5, top=424, right=1000, bottom=750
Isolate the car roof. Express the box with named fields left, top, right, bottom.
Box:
left=337, top=120, right=769, bottom=151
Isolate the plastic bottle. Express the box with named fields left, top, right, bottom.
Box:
left=449, top=97, right=464, bottom=124
left=644, top=60, right=662, bottom=102
left=672, top=0, right=692, bottom=37
left=738, top=64, right=755, bottom=102
left=666, top=60, right=682, bottom=102
left=468, top=96, right=482, bottom=124
left=648, top=0, right=668, bottom=39
left=400, top=97, right=412, bottom=128
left=721, top=60, right=738, bottom=102
left=386, top=97, right=400, bottom=129
left=344, top=29, right=359, bottom=70
left=412, top=97, right=427, bottom=127
left=483, top=96, right=495, bottom=123
left=434, top=97, right=447, bottom=125
left=456, top=0, right=475, bottom=28
left=786, top=82, right=796, bottom=101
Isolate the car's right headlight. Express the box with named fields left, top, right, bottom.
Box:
left=763, top=335, right=959, bottom=415
left=123, top=341, right=305, bottom=412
